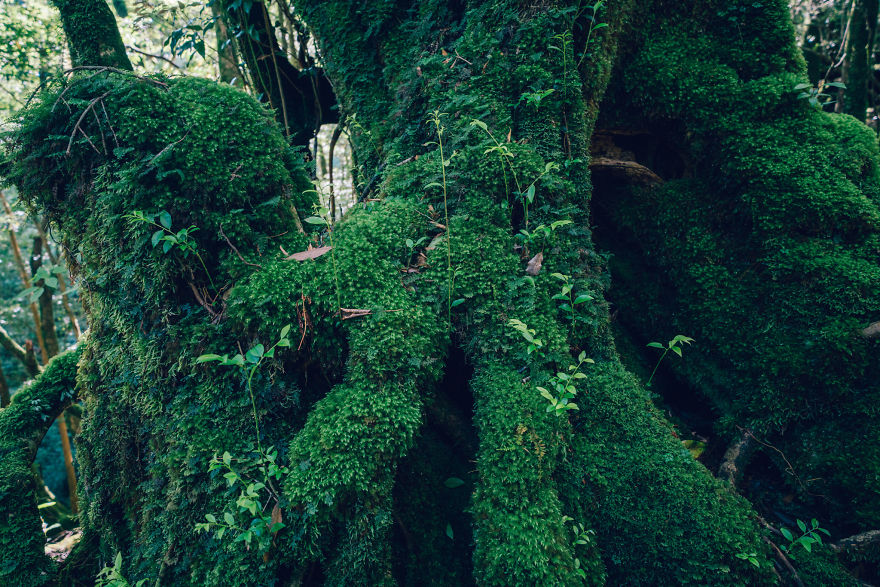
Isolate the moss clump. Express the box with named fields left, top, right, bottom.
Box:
left=0, top=348, right=80, bottom=586
left=597, top=1, right=880, bottom=546
left=5, top=71, right=320, bottom=583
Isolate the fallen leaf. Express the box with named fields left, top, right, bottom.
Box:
left=525, top=251, right=543, bottom=276
left=285, top=246, right=331, bottom=261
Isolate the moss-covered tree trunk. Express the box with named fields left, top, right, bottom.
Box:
left=2, top=0, right=878, bottom=585
left=843, top=0, right=879, bottom=121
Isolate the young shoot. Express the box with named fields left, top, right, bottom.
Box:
left=538, top=350, right=593, bottom=415
left=125, top=210, right=216, bottom=291
left=646, top=334, right=694, bottom=386
left=427, top=110, right=455, bottom=327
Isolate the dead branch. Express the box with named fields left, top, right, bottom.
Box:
left=763, top=536, right=805, bottom=587
left=219, top=224, right=262, bottom=269
left=67, top=92, right=111, bottom=155
left=589, top=157, right=664, bottom=185
left=0, top=323, right=40, bottom=377
left=125, top=46, right=182, bottom=69
left=831, top=530, right=880, bottom=553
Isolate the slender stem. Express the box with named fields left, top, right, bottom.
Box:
left=433, top=115, right=453, bottom=327
left=193, top=250, right=217, bottom=292
left=328, top=222, right=342, bottom=315
left=647, top=348, right=669, bottom=387
left=246, top=363, right=264, bottom=458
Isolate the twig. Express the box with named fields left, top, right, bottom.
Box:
left=188, top=280, right=220, bottom=319
left=100, top=100, right=119, bottom=149
left=91, top=107, right=108, bottom=155
left=0, top=323, right=40, bottom=377
left=125, top=46, right=182, bottom=69
left=66, top=92, right=110, bottom=155
left=740, top=427, right=814, bottom=496
left=146, top=128, right=191, bottom=165
left=219, top=224, right=262, bottom=269
left=763, top=537, right=804, bottom=587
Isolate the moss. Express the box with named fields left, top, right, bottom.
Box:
left=0, top=348, right=80, bottom=586
left=597, top=1, right=880, bottom=543
left=51, top=0, right=131, bottom=69
left=5, top=71, right=322, bottom=584
left=3, top=0, right=864, bottom=583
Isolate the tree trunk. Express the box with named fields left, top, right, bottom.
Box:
left=211, top=0, right=240, bottom=84
left=0, top=360, right=10, bottom=408
left=3, top=0, right=878, bottom=585
left=50, top=0, right=131, bottom=70
left=2, top=192, right=50, bottom=365
left=219, top=0, right=337, bottom=145
left=843, top=0, right=879, bottom=121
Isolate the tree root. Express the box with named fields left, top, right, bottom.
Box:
left=717, top=426, right=756, bottom=488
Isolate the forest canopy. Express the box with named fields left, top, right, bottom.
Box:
left=0, top=0, right=879, bottom=585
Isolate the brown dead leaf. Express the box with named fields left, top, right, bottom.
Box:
left=271, top=505, right=282, bottom=528
left=525, top=251, right=543, bottom=276
left=284, top=246, right=331, bottom=261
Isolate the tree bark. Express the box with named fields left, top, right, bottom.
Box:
left=51, top=0, right=131, bottom=70
left=220, top=0, right=336, bottom=145
left=843, top=0, right=879, bottom=121
left=3, top=0, right=876, bottom=584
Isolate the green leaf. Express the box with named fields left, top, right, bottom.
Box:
left=151, top=229, right=164, bottom=247
left=223, top=451, right=232, bottom=465
left=245, top=344, right=264, bottom=363
left=797, top=519, right=807, bottom=533
left=444, top=477, right=465, bottom=488
left=780, top=527, right=793, bottom=542
left=646, top=342, right=664, bottom=349
left=196, top=354, right=223, bottom=364
left=280, top=325, right=291, bottom=339
left=451, top=298, right=465, bottom=308
left=671, top=346, right=682, bottom=357
left=470, top=119, right=488, bottom=131
left=446, top=523, right=454, bottom=540
left=525, top=184, right=536, bottom=204
left=162, top=240, right=173, bottom=253
left=574, top=294, right=593, bottom=304
left=159, top=211, right=172, bottom=230
left=304, top=216, right=326, bottom=225
left=205, top=513, right=217, bottom=523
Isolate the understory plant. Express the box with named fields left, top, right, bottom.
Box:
left=194, top=326, right=292, bottom=550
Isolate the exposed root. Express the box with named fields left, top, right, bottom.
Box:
left=717, top=426, right=756, bottom=487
